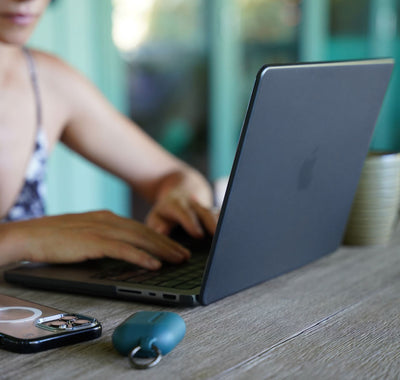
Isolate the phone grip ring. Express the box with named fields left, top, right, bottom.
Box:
left=129, top=344, right=162, bottom=369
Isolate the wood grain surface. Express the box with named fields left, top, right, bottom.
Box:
left=0, top=229, right=399, bottom=380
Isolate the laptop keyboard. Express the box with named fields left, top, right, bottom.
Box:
left=90, top=254, right=207, bottom=290
left=91, top=227, right=212, bottom=290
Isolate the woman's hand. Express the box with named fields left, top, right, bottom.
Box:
left=0, top=210, right=191, bottom=269
left=146, top=187, right=219, bottom=239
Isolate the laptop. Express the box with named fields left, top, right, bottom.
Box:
left=4, top=59, right=394, bottom=306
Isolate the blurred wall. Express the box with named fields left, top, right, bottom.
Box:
left=301, top=0, right=400, bottom=153
left=26, top=0, right=400, bottom=217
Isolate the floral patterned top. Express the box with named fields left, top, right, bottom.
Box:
left=1, top=48, right=48, bottom=222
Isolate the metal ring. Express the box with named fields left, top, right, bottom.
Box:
left=129, top=344, right=162, bottom=369
left=0, top=307, right=42, bottom=323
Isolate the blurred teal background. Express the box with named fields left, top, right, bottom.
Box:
left=28, top=0, right=400, bottom=217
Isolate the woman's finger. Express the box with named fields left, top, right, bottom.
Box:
left=147, top=199, right=204, bottom=238
left=189, top=199, right=219, bottom=235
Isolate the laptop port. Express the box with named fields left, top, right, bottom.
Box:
left=162, top=294, right=176, bottom=300
left=118, top=289, right=142, bottom=295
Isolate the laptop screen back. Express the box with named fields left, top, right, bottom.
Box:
left=200, top=60, right=394, bottom=305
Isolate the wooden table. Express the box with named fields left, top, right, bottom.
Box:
left=1, top=229, right=399, bottom=380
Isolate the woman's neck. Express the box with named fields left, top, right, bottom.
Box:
left=0, top=43, right=23, bottom=85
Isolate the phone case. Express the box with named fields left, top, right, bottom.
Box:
left=0, top=294, right=102, bottom=353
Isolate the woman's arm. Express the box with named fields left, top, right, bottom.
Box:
left=37, top=51, right=218, bottom=237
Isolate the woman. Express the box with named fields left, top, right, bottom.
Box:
left=0, top=0, right=217, bottom=269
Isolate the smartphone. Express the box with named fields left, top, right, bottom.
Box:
left=0, top=294, right=102, bottom=353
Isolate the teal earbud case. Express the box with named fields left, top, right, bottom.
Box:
left=112, top=311, right=186, bottom=359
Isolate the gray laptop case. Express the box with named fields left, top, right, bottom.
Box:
left=5, top=59, right=394, bottom=306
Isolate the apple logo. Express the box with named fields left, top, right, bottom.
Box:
left=298, top=147, right=318, bottom=190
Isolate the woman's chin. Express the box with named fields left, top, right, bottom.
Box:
left=0, top=32, right=31, bottom=46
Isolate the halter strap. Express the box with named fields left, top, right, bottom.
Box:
left=23, top=47, right=42, bottom=128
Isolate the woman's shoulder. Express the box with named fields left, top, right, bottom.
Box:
left=25, top=49, right=96, bottom=139
left=28, top=48, right=95, bottom=96
left=29, top=49, right=80, bottom=82
left=29, top=48, right=63, bottom=65
left=27, top=48, right=101, bottom=114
